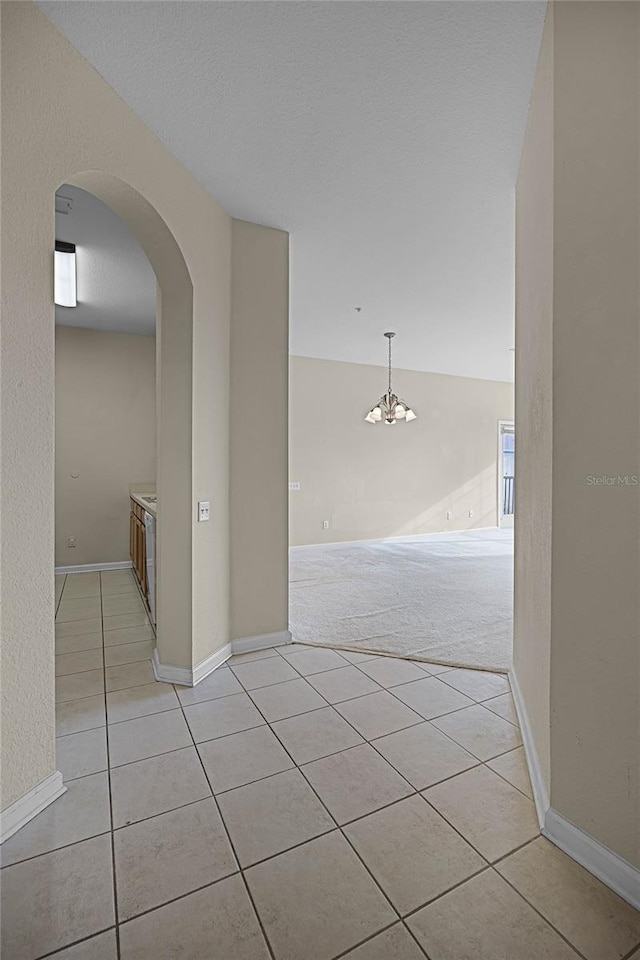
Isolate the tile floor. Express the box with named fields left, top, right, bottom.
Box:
left=2, top=569, right=640, bottom=959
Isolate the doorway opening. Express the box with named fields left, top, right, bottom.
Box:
left=498, top=420, right=515, bottom=529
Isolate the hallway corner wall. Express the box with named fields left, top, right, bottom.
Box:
left=230, top=220, right=290, bottom=644
left=515, top=0, right=640, bottom=877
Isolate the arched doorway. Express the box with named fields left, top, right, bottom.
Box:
left=62, top=171, right=195, bottom=678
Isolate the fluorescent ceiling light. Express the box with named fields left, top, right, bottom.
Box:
left=55, top=240, right=76, bottom=307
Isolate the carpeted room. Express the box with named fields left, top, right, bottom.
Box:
left=288, top=354, right=515, bottom=673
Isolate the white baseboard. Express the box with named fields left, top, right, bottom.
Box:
left=508, top=667, right=549, bottom=828
left=152, top=630, right=292, bottom=687
left=291, top=528, right=502, bottom=551
left=544, top=808, right=640, bottom=911
left=1, top=771, right=66, bottom=844
left=54, top=560, right=132, bottom=575
left=193, top=645, right=232, bottom=685
left=231, top=629, right=292, bottom=656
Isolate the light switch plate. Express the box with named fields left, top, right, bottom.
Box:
left=198, top=501, right=210, bottom=522
left=289, top=481, right=301, bottom=491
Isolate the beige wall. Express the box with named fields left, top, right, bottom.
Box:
left=515, top=2, right=639, bottom=869
left=230, top=221, right=289, bottom=642
left=290, top=356, right=514, bottom=547
left=55, top=326, right=156, bottom=566
left=0, top=2, right=288, bottom=817
left=514, top=3, right=554, bottom=793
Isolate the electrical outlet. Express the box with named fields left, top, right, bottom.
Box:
left=468, top=509, right=474, bottom=519
left=198, top=501, right=210, bottom=522
left=289, top=481, right=301, bottom=491
left=67, top=536, right=76, bottom=548
left=446, top=511, right=453, bottom=521
left=323, top=520, right=330, bottom=530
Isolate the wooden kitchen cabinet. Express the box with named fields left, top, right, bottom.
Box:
left=130, top=498, right=148, bottom=601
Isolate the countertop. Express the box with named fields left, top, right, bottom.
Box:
left=130, top=485, right=157, bottom=518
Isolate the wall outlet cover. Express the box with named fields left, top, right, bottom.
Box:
left=198, top=501, right=210, bottom=522
left=289, top=481, right=301, bottom=491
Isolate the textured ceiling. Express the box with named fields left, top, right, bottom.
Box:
left=41, top=1, right=546, bottom=381
left=55, top=185, right=156, bottom=336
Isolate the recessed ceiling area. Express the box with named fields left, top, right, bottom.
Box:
left=55, top=184, right=156, bottom=336
left=41, top=1, right=546, bottom=381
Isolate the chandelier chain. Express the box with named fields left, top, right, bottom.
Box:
left=388, top=335, right=392, bottom=397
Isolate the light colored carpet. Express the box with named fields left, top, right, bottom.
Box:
left=289, top=528, right=513, bottom=673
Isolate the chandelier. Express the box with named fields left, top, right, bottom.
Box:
left=365, top=332, right=417, bottom=425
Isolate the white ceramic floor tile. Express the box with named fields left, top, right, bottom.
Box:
left=337, top=649, right=379, bottom=664
left=183, top=691, right=265, bottom=743
left=392, top=675, right=476, bottom=720
left=56, top=669, right=105, bottom=703
left=282, top=646, right=350, bottom=676
left=373, top=722, right=478, bottom=790
left=108, top=708, right=192, bottom=767
left=56, top=597, right=102, bottom=623
left=271, top=706, right=364, bottom=764
left=56, top=648, right=104, bottom=677
left=218, top=768, right=335, bottom=866
left=483, top=691, right=519, bottom=725
left=1, top=772, right=111, bottom=867
left=344, top=794, right=485, bottom=915
left=438, top=668, right=510, bottom=702
left=496, top=837, right=640, bottom=960
left=111, top=745, right=211, bottom=828
left=407, top=869, right=581, bottom=960
left=55, top=631, right=104, bottom=655
left=198, top=725, right=294, bottom=794
left=431, top=703, right=522, bottom=761
left=102, top=578, right=139, bottom=597
left=61, top=574, right=101, bottom=600
left=56, top=694, right=106, bottom=737
left=335, top=690, right=423, bottom=741
left=57, top=727, right=108, bottom=781
left=119, top=874, right=271, bottom=960
left=227, top=647, right=281, bottom=665
left=306, top=665, right=383, bottom=703
left=114, top=798, right=237, bottom=920
left=104, top=639, right=155, bottom=667
left=106, top=680, right=179, bottom=724
left=102, top=594, right=147, bottom=617
left=47, top=929, right=118, bottom=959
left=301, top=743, right=414, bottom=825
left=103, top=624, right=155, bottom=646
left=356, top=657, right=427, bottom=689
left=176, top=665, right=243, bottom=705
left=0, top=834, right=115, bottom=960
left=56, top=617, right=103, bottom=638
left=230, top=656, right=300, bottom=690
left=341, top=925, right=425, bottom=959
left=102, top=611, right=150, bottom=631
left=424, top=765, right=539, bottom=862
left=248, top=677, right=328, bottom=721
left=487, top=747, right=533, bottom=799
left=105, top=659, right=155, bottom=692
left=245, top=830, right=397, bottom=960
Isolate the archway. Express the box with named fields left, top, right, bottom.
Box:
left=64, top=171, right=194, bottom=678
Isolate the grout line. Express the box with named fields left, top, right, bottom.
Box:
left=170, top=675, right=278, bottom=960
left=1, top=829, right=113, bottom=870
left=99, top=572, right=122, bottom=960
left=329, top=919, right=408, bottom=960
left=45, top=629, right=626, bottom=960
left=495, top=868, right=593, bottom=960
left=35, top=926, right=118, bottom=960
